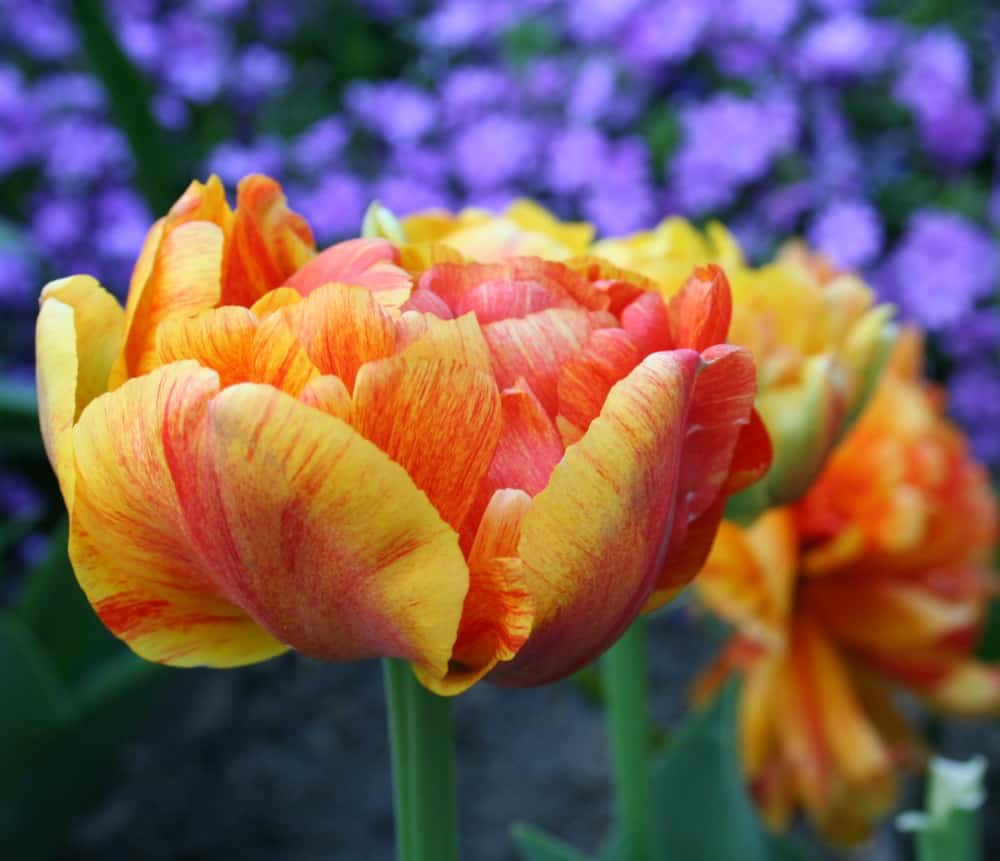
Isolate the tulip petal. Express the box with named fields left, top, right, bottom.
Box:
left=557, top=327, right=641, bottom=441
left=299, top=374, right=354, bottom=423
left=69, top=362, right=287, bottom=667
left=400, top=289, right=453, bottom=318
left=36, top=300, right=78, bottom=505
left=649, top=344, right=759, bottom=599
left=221, top=174, right=314, bottom=307
left=39, top=276, right=125, bottom=415
left=280, top=283, right=396, bottom=390
left=250, top=313, right=320, bottom=396
left=419, top=489, right=535, bottom=695
left=481, top=307, right=597, bottom=415
left=113, top=220, right=225, bottom=384
left=490, top=350, right=701, bottom=686
left=395, top=311, right=493, bottom=374
left=283, top=237, right=410, bottom=297
left=353, top=355, right=502, bottom=530
left=420, top=258, right=607, bottom=316
left=669, top=264, right=733, bottom=352
left=250, top=286, right=302, bottom=317
left=205, top=383, right=469, bottom=679
left=620, top=291, right=673, bottom=356
left=155, top=306, right=256, bottom=386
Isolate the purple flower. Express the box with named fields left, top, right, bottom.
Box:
left=566, top=0, right=644, bottom=43
left=807, top=199, right=883, bottom=270
left=915, top=98, right=988, bottom=168
left=583, top=182, right=656, bottom=235
left=161, top=15, right=230, bottom=103
left=346, top=81, right=437, bottom=144
left=621, top=0, right=710, bottom=70
left=941, top=309, right=1000, bottom=361
left=879, top=211, right=999, bottom=329
left=452, top=114, right=539, bottom=190
left=795, top=14, right=896, bottom=81
left=95, top=188, right=152, bottom=265
left=292, top=173, right=368, bottom=242
left=31, top=197, right=87, bottom=250
left=9, top=4, right=77, bottom=60
left=711, top=0, right=801, bottom=41
left=670, top=93, right=799, bottom=214
left=545, top=126, right=609, bottom=193
left=232, top=44, right=292, bottom=100
left=207, top=138, right=285, bottom=186
left=441, top=66, right=512, bottom=125
left=292, top=117, right=348, bottom=175
left=32, top=73, right=105, bottom=113
left=417, top=0, right=514, bottom=50
left=43, top=118, right=131, bottom=184
left=894, top=29, right=970, bottom=117
left=759, top=182, right=814, bottom=231
left=567, top=57, right=618, bottom=124
left=373, top=175, right=452, bottom=215
left=949, top=363, right=1000, bottom=464
left=0, top=244, right=37, bottom=306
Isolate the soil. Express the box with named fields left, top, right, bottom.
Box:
left=63, top=607, right=996, bottom=861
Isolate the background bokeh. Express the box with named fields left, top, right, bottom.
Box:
left=2, top=1, right=999, bottom=859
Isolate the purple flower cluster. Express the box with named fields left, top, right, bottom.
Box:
left=1, top=0, right=999, bottom=465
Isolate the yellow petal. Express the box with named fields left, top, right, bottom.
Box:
left=69, top=362, right=287, bottom=667
left=206, top=383, right=470, bottom=680
left=491, top=350, right=701, bottom=686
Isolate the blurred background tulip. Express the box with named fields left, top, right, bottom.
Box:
left=694, top=332, right=998, bottom=845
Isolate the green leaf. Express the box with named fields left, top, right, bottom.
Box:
left=511, top=823, right=592, bottom=861
left=653, top=682, right=816, bottom=861
left=17, top=519, right=124, bottom=683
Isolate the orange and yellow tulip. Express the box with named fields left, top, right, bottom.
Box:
left=36, top=175, right=769, bottom=695
left=693, top=332, right=999, bottom=844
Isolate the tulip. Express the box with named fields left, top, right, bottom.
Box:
left=36, top=174, right=769, bottom=697
left=693, top=331, right=999, bottom=845
left=594, top=220, right=897, bottom=513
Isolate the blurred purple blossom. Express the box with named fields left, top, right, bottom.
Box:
left=795, top=14, right=896, bottom=81
left=807, top=199, right=883, bottom=270
left=878, top=211, right=999, bottom=330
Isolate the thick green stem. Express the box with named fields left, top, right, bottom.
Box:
left=603, top=619, right=657, bottom=861
left=382, top=659, right=459, bottom=861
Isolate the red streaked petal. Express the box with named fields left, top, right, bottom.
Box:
left=394, top=311, right=493, bottom=374
left=280, top=282, right=396, bottom=390
left=154, top=306, right=256, bottom=386
left=557, top=327, right=641, bottom=441
left=669, top=264, right=733, bottom=351
left=353, top=355, right=502, bottom=531
left=203, top=383, right=469, bottom=680
left=481, top=307, right=595, bottom=415
left=419, top=489, right=535, bottom=695
left=283, top=237, right=409, bottom=297
left=489, top=350, right=702, bottom=687
left=620, top=291, right=673, bottom=356
left=299, top=374, right=354, bottom=423
left=69, top=362, right=287, bottom=667
left=649, top=344, right=759, bottom=600
left=221, top=174, right=315, bottom=307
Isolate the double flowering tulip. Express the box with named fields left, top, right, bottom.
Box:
left=36, top=175, right=769, bottom=695
left=693, top=332, right=999, bottom=843
left=398, top=207, right=895, bottom=513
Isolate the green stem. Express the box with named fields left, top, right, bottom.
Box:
left=382, top=659, right=459, bottom=861
left=603, top=619, right=657, bottom=861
